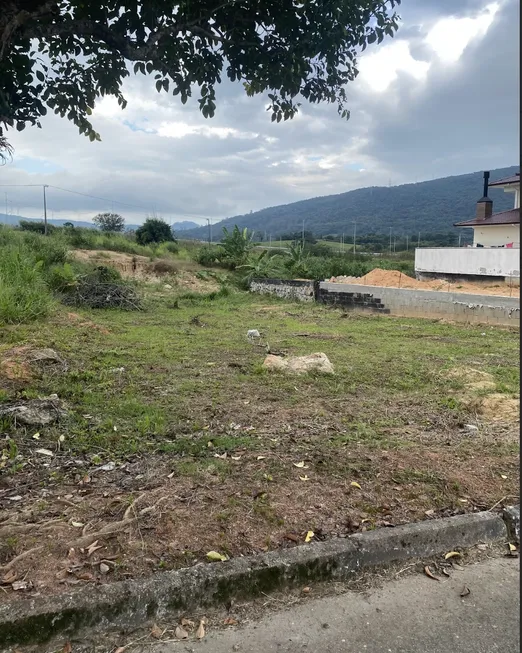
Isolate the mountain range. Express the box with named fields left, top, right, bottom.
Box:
left=182, top=166, right=518, bottom=241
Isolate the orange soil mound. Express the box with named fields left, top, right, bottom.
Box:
left=335, top=268, right=519, bottom=297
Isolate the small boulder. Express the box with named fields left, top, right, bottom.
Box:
left=0, top=394, right=67, bottom=426
left=263, top=352, right=334, bottom=375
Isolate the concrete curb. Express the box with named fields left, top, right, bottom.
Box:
left=0, top=510, right=508, bottom=648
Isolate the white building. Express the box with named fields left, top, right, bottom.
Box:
left=415, top=171, right=520, bottom=283
left=454, top=172, right=520, bottom=247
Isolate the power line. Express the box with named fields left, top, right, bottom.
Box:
left=0, top=183, right=156, bottom=212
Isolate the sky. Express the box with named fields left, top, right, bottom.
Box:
left=0, top=0, right=519, bottom=226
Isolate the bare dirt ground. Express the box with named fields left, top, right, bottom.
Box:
left=330, top=268, right=520, bottom=297
left=72, top=249, right=220, bottom=292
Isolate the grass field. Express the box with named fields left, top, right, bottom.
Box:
left=0, top=277, right=519, bottom=599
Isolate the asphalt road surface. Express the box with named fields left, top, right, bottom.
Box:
left=143, top=556, right=519, bottom=653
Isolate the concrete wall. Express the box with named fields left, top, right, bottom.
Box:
left=250, top=278, right=316, bottom=302
left=415, top=247, right=520, bottom=278
left=472, top=224, right=520, bottom=247
left=319, top=282, right=520, bottom=327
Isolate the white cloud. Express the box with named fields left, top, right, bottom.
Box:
left=357, top=40, right=430, bottom=93
left=425, top=2, right=499, bottom=63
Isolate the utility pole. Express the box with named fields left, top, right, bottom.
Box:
left=417, top=232, right=421, bottom=247
left=353, top=221, right=357, bottom=255
left=406, top=235, right=409, bottom=251
left=43, top=184, right=48, bottom=235
left=205, top=218, right=211, bottom=245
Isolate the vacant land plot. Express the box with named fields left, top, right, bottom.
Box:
left=0, top=285, right=519, bottom=601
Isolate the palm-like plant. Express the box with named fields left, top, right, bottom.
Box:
left=238, top=250, right=282, bottom=284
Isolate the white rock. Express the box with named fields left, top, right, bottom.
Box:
left=263, top=352, right=334, bottom=375
left=247, top=329, right=261, bottom=339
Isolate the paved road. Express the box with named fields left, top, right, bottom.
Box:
left=145, top=557, right=519, bottom=653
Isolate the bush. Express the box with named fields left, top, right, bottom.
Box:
left=46, top=262, right=77, bottom=292
left=152, top=260, right=177, bottom=275
left=194, top=245, right=223, bottom=267
left=0, top=249, right=54, bottom=324
left=18, top=220, right=57, bottom=234
left=136, top=218, right=175, bottom=245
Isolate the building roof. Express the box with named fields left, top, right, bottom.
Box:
left=454, top=208, right=520, bottom=228
left=488, top=172, right=520, bottom=187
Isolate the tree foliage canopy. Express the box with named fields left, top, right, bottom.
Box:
left=135, top=217, right=174, bottom=244
left=93, top=212, right=125, bottom=232
left=0, top=0, right=400, bottom=152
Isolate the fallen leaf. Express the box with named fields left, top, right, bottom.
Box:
left=114, top=647, right=126, bottom=653
left=62, top=642, right=72, bottom=653
left=302, top=587, right=311, bottom=594
left=223, top=617, right=238, bottom=626
left=501, top=474, right=508, bottom=479
left=181, top=618, right=195, bottom=629
left=71, top=521, right=84, bottom=528
left=32, top=432, right=40, bottom=440
left=424, top=566, right=439, bottom=581
left=99, top=563, right=110, bottom=574
left=167, top=471, right=175, bottom=478
left=175, top=626, right=188, bottom=640
left=207, top=551, right=228, bottom=562
left=424, top=509, right=435, bottom=517
left=305, top=530, right=314, bottom=543
left=293, top=461, right=308, bottom=468
left=196, top=619, right=206, bottom=640
left=444, top=551, right=462, bottom=560
left=35, top=448, right=53, bottom=457
left=214, top=453, right=227, bottom=459
left=350, top=481, right=362, bottom=489
left=509, top=543, right=517, bottom=552
left=263, top=473, right=273, bottom=481
left=284, top=533, right=299, bottom=543
left=460, top=586, right=471, bottom=597
left=150, top=624, right=162, bottom=639
left=256, top=455, right=266, bottom=460
left=1, top=569, right=17, bottom=585
left=231, top=456, right=241, bottom=461
left=441, top=568, right=451, bottom=578
left=299, top=475, right=310, bottom=481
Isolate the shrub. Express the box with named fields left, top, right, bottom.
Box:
left=0, top=249, right=53, bottom=324
left=46, top=262, right=77, bottom=292
left=18, top=220, right=57, bottom=234
left=136, top=218, right=175, bottom=245
left=194, top=245, right=223, bottom=266
left=152, top=260, right=177, bottom=275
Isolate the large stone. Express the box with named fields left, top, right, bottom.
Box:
left=0, top=394, right=67, bottom=426
left=263, top=352, right=334, bottom=375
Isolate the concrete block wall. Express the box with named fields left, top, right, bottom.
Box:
left=316, top=287, right=390, bottom=314
left=319, top=282, right=520, bottom=327
left=250, top=279, right=316, bottom=302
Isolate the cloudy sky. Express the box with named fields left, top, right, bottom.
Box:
left=1, top=0, right=519, bottom=226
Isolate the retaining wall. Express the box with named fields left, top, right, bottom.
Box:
left=249, top=278, right=520, bottom=326
left=319, top=282, right=520, bottom=327
left=249, top=279, right=316, bottom=302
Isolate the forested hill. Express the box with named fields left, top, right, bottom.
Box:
left=183, top=166, right=518, bottom=240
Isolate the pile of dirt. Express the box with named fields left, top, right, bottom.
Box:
left=446, top=366, right=519, bottom=423
left=330, top=268, right=520, bottom=297
left=0, top=346, right=67, bottom=386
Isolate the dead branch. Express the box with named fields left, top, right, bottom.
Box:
left=0, top=546, right=44, bottom=573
